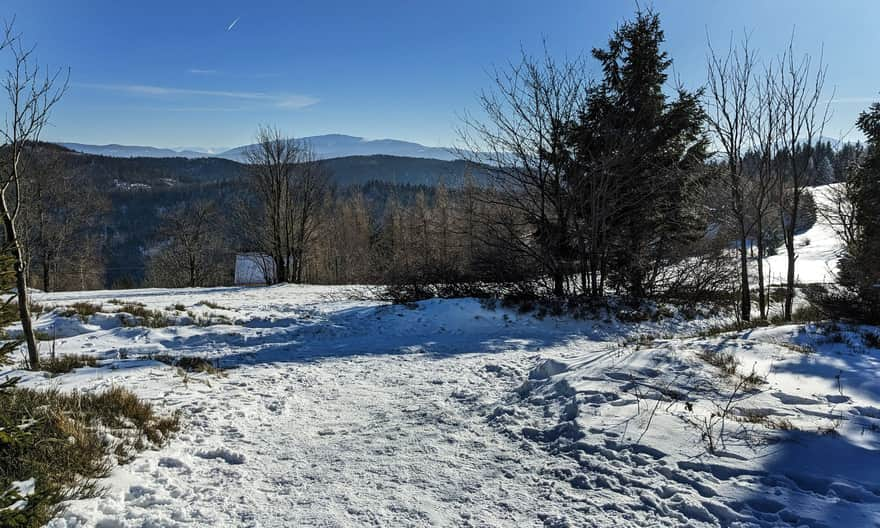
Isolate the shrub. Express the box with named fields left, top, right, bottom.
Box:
left=0, top=380, right=179, bottom=525
left=862, top=330, right=880, bottom=349
left=39, top=354, right=98, bottom=375
left=60, top=302, right=102, bottom=321
left=116, top=304, right=168, bottom=328
left=32, top=331, right=54, bottom=342
left=805, top=284, right=880, bottom=325
left=185, top=311, right=233, bottom=327
left=769, top=303, right=823, bottom=325
left=776, top=341, right=815, bottom=354
left=151, top=354, right=223, bottom=375
left=697, top=350, right=738, bottom=377
left=26, top=302, right=45, bottom=318
left=739, top=364, right=767, bottom=388
left=695, top=319, right=763, bottom=338
left=0, top=340, right=20, bottom=365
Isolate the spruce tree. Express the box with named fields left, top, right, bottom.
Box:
left=572, top=8, right=707, bottom=298
left=837, top=103, right=880, bottom=321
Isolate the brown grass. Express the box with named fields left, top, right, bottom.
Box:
left=697, top=350, right=739, bottom=377
left=60, top=302, right=103, bottom=321
left=117, top=304, right=169, bottom=328
left=40, top=354, right=99, bottom=375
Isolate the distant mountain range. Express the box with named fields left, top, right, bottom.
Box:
left=59, top=143, right=210, bottom=159
left=60, top=134, right=460, bottom=162
left=43, top=142, right=478, bottom=189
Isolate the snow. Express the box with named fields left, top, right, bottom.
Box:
left=1, top=283, right=877, bottom=526
left=2, top=478, right=36, bottom=512
left=762, top=184, right=843, bottom=285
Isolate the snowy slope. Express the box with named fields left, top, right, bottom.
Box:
left=2, top=285, right=878, bottom=527
left=763, top=184, right=843, bottom=285
left=508, top=324, right=880, bottom=527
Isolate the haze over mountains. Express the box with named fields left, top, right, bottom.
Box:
left=60, top=134, right=459, bottom=162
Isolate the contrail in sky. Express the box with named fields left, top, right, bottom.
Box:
left=226, top=17, right=240, bottom=31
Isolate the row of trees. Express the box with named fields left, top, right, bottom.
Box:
left=103, top=8, right=877, bottom=332
left=20, top=146, right=108, bottom=291
left=705, top=34, right=831, bottom=322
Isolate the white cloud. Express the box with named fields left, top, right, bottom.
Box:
left=76, top=82, right=318, bottom=109
left=187, top=69, right=218, bottom=75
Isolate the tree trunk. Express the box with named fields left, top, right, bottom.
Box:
left=275, top=254, right=287, bottom=284
left=42, top=251, right=51, bottom=292
left=756, top=225, right=767, bottom=320
left=784, top=242, right=795, bottom=320
left=783, top=191, right=800, bottom=321
left=739, top=234, right=751, bottom=322
left=3, top=214, right=37, bottom=368
left=15, top=256, right=37, bottom=368
left=552, top=270, right=564, bottom=297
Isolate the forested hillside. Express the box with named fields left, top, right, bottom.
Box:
left=34, top=144, right=474, bottom=287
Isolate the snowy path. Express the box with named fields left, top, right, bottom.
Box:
left=43, top=329, right=620, bottom=526
left=104, top=353, right=559, bottom=526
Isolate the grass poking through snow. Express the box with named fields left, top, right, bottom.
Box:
left=60, top=302, right=103, bottom=321
left=39, top=354, right=98, bottom=375
left=116, top=304, right=169, bottom=328
left=0, top=380, right=179, bottom=525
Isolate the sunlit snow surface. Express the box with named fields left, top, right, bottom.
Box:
left=763, top=184, right=843, bottom=285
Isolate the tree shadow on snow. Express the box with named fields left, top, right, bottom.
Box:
left=156, top=301, right=588, bottom=367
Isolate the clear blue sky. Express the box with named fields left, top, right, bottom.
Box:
left=6, top=0, right=880, bottom=149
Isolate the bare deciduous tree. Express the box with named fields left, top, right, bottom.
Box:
left=0, top=21, right=67, bottom=369
left=747, top=65, right=783, bottom=319
left=146, top=200, right=229, bottom=288
left=705, top=34, right=758, bottom=321
left=774, top=36, right=831, bottom=320
left=816, top=180, right=859, bottom=250
left=243, top=126, right=328, bottom=284
left=457, top=48, right=585, bottom=296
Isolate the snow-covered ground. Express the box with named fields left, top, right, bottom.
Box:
left=762, top=184, right=842, bottom=286
left=1, top=284, right=879, bottom=527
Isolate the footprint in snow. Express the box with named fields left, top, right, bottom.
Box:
left=772, top=392, right=823, bottom=405
left=195, top=447, right=246, bottom=465
left=158, top=457, right=190, bottom=472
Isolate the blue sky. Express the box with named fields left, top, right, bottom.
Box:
left=6, top=0, right=880, bottom=149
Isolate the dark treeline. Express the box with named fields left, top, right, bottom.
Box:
left=13, top=142, right=476, bottom=288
